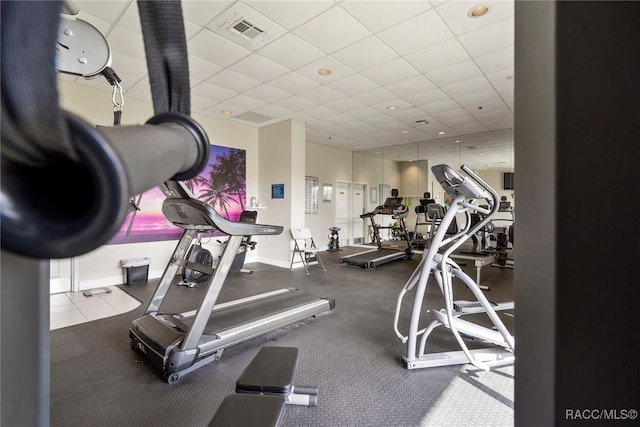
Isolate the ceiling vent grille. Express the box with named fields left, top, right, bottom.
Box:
left=414, top=119, right=429, bottom=125
left=229, top=19, right=264, bottom=40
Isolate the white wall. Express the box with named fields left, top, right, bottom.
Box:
left=304, top=142, right=352, bottom=246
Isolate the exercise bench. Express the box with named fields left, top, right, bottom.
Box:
left=210, top=347, right=318, bottom=427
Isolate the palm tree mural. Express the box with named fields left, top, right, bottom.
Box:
left=110, top=145, right=247, bottom=244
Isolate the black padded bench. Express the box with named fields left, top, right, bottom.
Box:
left=209, top=347, right=317, bottom=427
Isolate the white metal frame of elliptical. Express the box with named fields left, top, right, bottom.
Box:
left=394, top=164, right=515, bottom=371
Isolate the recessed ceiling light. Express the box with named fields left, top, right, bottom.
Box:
left=221, top=110, right=232, bottom=116
left=318, top=68, right=332, bottom=76
left=438, top=131, right=446, bottom=135
left=387, top=106, right=398, bottom=111
left=506, top=74, right=515, bottom=80
left=353, top=145, right=360, bottom=149
left=454, top=139, right=461, bottom=143
left=402, top=130, right=410, bottom=134
left=468, top=5, right=490, bottom=18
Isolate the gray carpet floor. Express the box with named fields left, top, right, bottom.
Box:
left=50, top=244, right=514, bottom=427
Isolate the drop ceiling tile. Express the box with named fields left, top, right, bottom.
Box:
left=269, top=71, right=320, bottom=95
left=404, top=88, right=451, bottom=107
left=362, top=58, right=420, bottom=86
left=442, top=115, right=481, bottom=127
left=77, top=12, right=111, bottom=35
left=404, top=38, right=470, bottom=74
left=246, top=0, right=335, bottom=30
left=343, top=106, right=384, bottom=120
left=326, top=74, right=378, bottom=96
left=351, top=87, right=398, bottom=106
left=224, top=93, right=268, bottom=111
left=370, top=99, right=413, bottom=114
left=115, top=1, right=141, bottom=34
left=111, top=52, right=147, bottom=79
left=441, top=77, right=493, bottom=99
left=436, top=0, right=515, bottom=36
left=361, top=114, right=398, bottom=126
left=274, top=96, right=316, bottom=112
left=76, top=0, right=130, bottom=24
left=455, top=90, right=503, bottom=109
left=458, top=17, right=514, bottom=57
left=431, top=108, right=473, bottom=122
left=183, top=20, right=202, bottom=40
left=388, top=107, right=432, bottom=122
left=386, top=75, right=437, bottom=98
left=188, top=55, right=224, bottom=82
left=191, top=82, right=237, bottom=103
left=191, top=93, right=216, bottom=111
left=107, top=27, right=146, bottom=60
left=496, top=84, right=514, bottom=100
left=252, top=103, right=293, bottom=119
left=342, top=0, right=431, bottom=33
left=182, top=0, right=232, bottom=26
left=206, top=104, right=247, bottom=120
left=332, top=36, right=399, bottom=72
left=296, top=56, right=356, bottom=84
left=124, top=77, right=151, bottom=102
left=341, top=120, right=371, bottom=131
left=487, top=69, right=515, bottom=88
left=482, top=118, right=514, bottom=131
left=258, top=33, right=325, bottom=69
left=426, top=60, right=483, bottom=87
left=298, top=86, right=345, bottom=104
left=294, top=6, right=370, bottom=54
left=377, top=10, right=452, bottom=56
left=452, top=122, right=490, bottom=134
left=299, top=105, right=340, bottom=118
left=206, top=69, right=261, bottom=93
left=475, top=47, right=514, bottom=75
left=243, top=84, right=291, bottom=104
left=229, top=54, right=290, bottom=82
left=323, top=98, right=368, bottom=114
left=421, top=99, right=461, bottom=115
left=189, top=30, right=251, bottom=68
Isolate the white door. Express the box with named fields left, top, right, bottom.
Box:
left=50, top=258, right=73, bottom=294
left=335, top=181, right=351, bottom=247
left=352, top=184, right=366, bottom=244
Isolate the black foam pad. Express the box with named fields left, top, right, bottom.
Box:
left=209, top=394, right=285, bottom=427
left=236, top=347, right=298, bottom=395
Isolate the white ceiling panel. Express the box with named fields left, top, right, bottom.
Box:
left=229, top=54, right=290, bottom=82
left=426, top=60, right=483, bottom=87
left=361, top=58, right=420, bottom=86
left=62, top=0, right=516, bottom=169
left=377, top=10, right=452, bottom=56
left=189, top=31, right=252, bottom=67
left=404, top=38, right=470, bottom=74
left=457, top=17, right=514, bottom=57
left=332, top=36, right=399, bottom=72
left=258, top=33, right=325, bottom=69
left=294, top=6, right=371, bottom=54
left=342, top=0, right=431, bottom=33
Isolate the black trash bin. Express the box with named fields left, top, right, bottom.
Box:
left=121, top=257, right=150, bottom=285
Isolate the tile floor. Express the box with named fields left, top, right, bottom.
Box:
left=50, top=286, right=141, bottom=330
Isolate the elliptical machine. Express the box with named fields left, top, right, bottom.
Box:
left=394, top=164, right=514, bottom=371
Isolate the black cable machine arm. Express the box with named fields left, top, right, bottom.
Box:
left=1, top=1, right=210, bottom=259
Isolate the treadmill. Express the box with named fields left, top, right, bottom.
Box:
left=338, top=196, right=413, bottom=269
left=129, top=181, right=335, bottom=384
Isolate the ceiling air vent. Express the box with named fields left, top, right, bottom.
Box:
left=414, top=119, right=429, bottom=125
left=229, top=19, right=264, bottom=41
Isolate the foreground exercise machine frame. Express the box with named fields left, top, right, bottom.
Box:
left=129, top=181, right=335, bottom=383
left=394, top=164, right=514, bottom=371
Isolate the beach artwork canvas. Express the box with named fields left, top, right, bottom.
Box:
left=108, top=145, right=246, bottom=244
